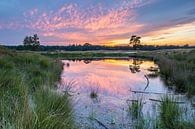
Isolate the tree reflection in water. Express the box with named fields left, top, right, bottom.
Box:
left=129, top=58, right=143, bottom=73
left=83, top=60, right=92, bottom=64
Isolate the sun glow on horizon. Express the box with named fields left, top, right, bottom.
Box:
left=0, top=0, right=195, bottom=46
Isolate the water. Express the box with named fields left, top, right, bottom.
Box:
left=58, top=58, right=194, bottom=129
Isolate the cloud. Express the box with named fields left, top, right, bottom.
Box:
left=188, top=8, right=195, bottom=15
left=1, top=0, right=172, bottom=45
left=141, top=15, right=195, bottom=37
left=142, top=21, right=195, bottom=46
left=151, top=37, right=166, bottom=41
left=23, top=8, right=38, bottom=17
left=19, top=1, right=149, bottom=44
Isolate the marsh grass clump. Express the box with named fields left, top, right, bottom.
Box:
left=40, top=58, right=50, bottom=68
left=128, top=99, right=150, bottom=129
left=157, top=50, right=195, bottom=96
left=89, top=86, right=99, bottom=99
left=126, top=96, right=195, bottom=129
left=150, top=95, right=195, bottom=129
left=0, top=47, right=74, bottom=129
left=159, top=96, right=181, bottom=129
left=90, top=90, right=98, bottom=99
left=32, top=88, right=75, bottom=129
left=157, top=56, right=174, bottom=81
left=129, top=99, right=143, bottom=119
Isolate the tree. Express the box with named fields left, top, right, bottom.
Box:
left=83, top=43, right=92, bottom=46
left=23, top=34, right=40, bottom=50
left=23, top=36, right=31, bottom=46
left=129, top=35, right=141, bottom=50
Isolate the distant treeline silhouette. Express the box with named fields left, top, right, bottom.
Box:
left=4, top=44, right=194, bottom=51
left=3, top=34, right=194, bottom=51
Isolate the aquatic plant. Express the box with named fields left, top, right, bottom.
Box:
left=90, top=90, right=98, bottom=99
left=150, top=95, right=195, bottom=129
left=159, top=96, right=181, bottom=129
left=128, top=98, right=151, bottom=129
left=89, top=85, right=99, bottom=99
left=128, top=99, right=143, bottom=119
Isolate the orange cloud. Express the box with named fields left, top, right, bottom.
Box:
left=142, top=21, right=195, bottom=45
left=22, top=2, right=148, bottom=45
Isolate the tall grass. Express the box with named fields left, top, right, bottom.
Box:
left=128, top=99, right=149, bottom=129
left=126, top=95, right=195, bottom=129
left=156, top=50, right=195, bottom=96
left=153, top=96, right=195, bottom=129
left=32, top=88, right=74, bottom=129
left=159, top=96, right=180, bottom=129
left=128, top=99, right=143, bottom=119
left=0, top=48, right=74, bottom=129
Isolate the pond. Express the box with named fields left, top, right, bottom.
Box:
left=58, top=58, right=193, bottom=129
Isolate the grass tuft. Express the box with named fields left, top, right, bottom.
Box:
left=159, top=96, right=180, bottom=129
left=128, top=99, right=143, bottom=119
left=0, top=48, right=74, bottom=129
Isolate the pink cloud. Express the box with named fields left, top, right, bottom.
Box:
left=28, top=2, right=147, bottom=44
left=23, top=8, right=38, bottom=17
left=0, top=0, right=152, bottom=45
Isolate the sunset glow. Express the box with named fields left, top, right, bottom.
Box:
left=0, top=0, right=195, bottom=46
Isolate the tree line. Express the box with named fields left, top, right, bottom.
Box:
left=6, top=44, right=192, bottom=51
left=4, top=34, right=192, bottom=51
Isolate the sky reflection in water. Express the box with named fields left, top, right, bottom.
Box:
left=59, top=59, right=172, bottom=128
left=60, top=59, right=168, bottom=98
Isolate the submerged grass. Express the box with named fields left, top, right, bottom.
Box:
left=0, top=47, right=75, bottom=129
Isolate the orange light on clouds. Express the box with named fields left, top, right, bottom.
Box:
left=1, top=0, right=195, bottom=46
left=142, top=22, right=195, bottom=46
left=105, top=22, right=195, bottom=46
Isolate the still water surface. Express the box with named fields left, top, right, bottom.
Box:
left=58, top=58, right=192, bottom=129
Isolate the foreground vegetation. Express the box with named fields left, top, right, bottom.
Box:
left=1, top=46, right=194, bottom=128
left=128, top=96, right=195, bottom=129
left=0, top=47, right=74, bottom=129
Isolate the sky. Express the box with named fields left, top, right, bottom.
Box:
left=0, top=0, right=195, bottom=46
